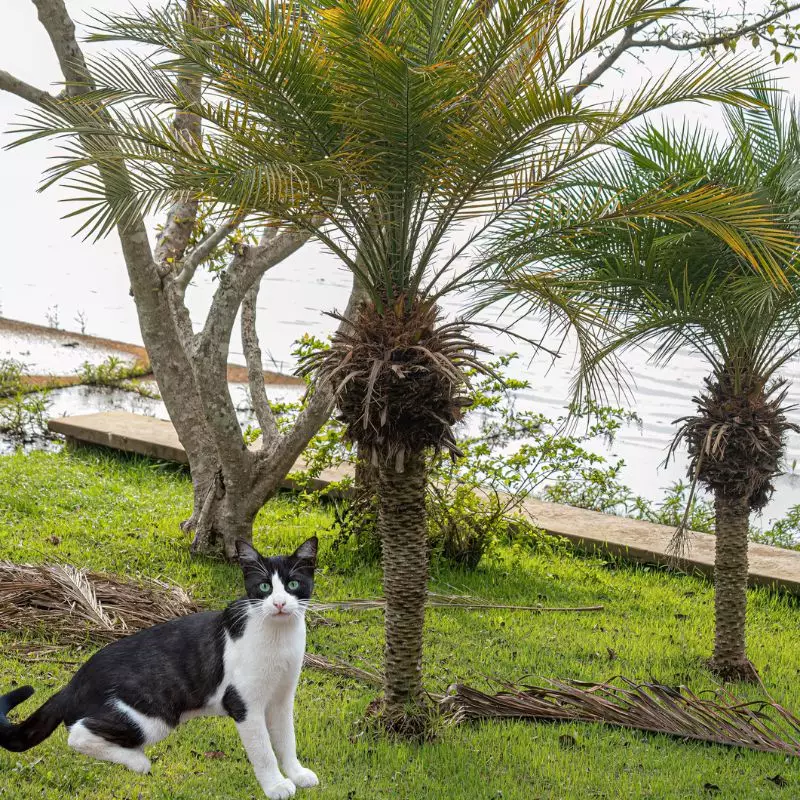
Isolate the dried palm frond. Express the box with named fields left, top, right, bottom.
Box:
left=672, top=375, right=799, bottom=513
left=310, top=593, right=603, bottom=614
left=0, top=561, right=199, bottom=646
left=298, top=298, right=491, bottom=468
left=303, top=653, right=383, bottom=687
left=442, top=678, right=800, bottom=756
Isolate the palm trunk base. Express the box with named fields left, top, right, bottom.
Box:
left=707, top=657, right=759, bottom=684
left=364, top=695, right=436, bottom=740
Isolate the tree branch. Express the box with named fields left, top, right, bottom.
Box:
left=174, top=215, right=243, bottom=294
left=631, top=2, right=800, bottom=52
left=571, top=26, right=637, bottom=97
left=0, top=70, right=55, bottom=107
left=191, top=226, right=311, bottom=469
left=241, top=281, right=280, bottom=442
left=571, top=1, right=800, bottom=94
left=30, top=0, right=92, bottom=91
left=243, top=271, right=367, bottom=515
left=154, top=0, right=203, bottom=274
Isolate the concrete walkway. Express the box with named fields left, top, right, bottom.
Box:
left=48, top=411, right=800, bottom=593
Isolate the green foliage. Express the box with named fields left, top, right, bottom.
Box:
left=754, top=505, right=800, bottom=551
left=0, top=359, right=51, bottom=441
left=0, top=359, right=24, bottom=398
left=1, top=449, right=800, bottom=799
left=77, top=356, right=151, bottom=389
left=426, top=355, right=639, bottom=568
left=635, top=481, right=716, bottom=533
left=327, top=493, right=380, bottom=569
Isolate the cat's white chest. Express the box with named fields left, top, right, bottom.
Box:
left=224, top=617, right=306, bottom=705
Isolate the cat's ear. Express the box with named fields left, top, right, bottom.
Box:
left=235, top=539, right=262, bottom=568
left=292, top=536, right=318, bottom=567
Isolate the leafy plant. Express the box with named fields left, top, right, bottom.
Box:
left=0, top=360, right=51, bottom=441
left=754, top=506, right=800, bottom=551
left=77, top=356, right=153, bottom=396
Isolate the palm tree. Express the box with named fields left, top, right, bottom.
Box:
left=16, top=0, right=796, bottom=721
left=494, top=92, right=800, bottom=681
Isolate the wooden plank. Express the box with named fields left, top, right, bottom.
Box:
left=47, top=411, right=800, bottom=593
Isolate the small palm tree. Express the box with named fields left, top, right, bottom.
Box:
left=17, top=0, right=796, bottom=719
left=495, top=92, right=800, bottom=681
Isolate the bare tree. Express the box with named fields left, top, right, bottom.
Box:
left=0, top=0, right=797, bottom=559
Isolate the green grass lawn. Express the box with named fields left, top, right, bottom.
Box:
left=1, top=448, right=799, bottom=799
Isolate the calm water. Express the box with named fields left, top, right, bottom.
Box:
left=2, top=239, right=800, bottom=527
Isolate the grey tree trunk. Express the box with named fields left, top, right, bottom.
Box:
left=377, top=450, right=429, bottom=725
left=710, top=492, right=758, bottom=682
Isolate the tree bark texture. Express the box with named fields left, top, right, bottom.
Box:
left=711, top=491, right=757, bottom=682
left=378, top=450, right=429, bottom=717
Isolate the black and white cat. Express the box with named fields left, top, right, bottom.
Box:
left=0, top=537, right=319, bottom=800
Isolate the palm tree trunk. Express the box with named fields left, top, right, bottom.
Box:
left=377, top=450, right=428, bottom=724
left=711, top=491, right=757, bottom=682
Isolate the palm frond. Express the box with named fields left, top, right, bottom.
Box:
left=443, top=678, right=800, bottom=757
left=9, top=0, right=785, bottom=307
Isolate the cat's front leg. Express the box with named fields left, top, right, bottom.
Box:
left=236, top=717, right=296, bottom=799
left=266, top=694, right=318, bottom=790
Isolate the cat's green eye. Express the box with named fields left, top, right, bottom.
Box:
left=258, top=582, right=272, bottom=595
left=287, top=580, right=300, bottom=591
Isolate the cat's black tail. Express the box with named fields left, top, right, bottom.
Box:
left=0, top=686, right=66, bottom=752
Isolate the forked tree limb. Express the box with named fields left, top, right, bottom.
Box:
left=631, top=2, right=800, bottom=52
left=175, top=215, right=243, bottom=293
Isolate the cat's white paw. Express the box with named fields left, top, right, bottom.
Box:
left=287, top=766, right=318, bottom=789
left=127, top=753, right=152, bottom=774
left=265, top=778, right=296, bottom=799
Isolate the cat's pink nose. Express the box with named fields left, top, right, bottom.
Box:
left=274, top=600, right=286, bottom=611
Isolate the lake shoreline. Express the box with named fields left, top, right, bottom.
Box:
left=0, top=316, right=303, bottom=386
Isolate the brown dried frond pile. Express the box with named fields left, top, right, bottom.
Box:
left=443, top=678, right=800, bottom=756
left=0, top=561, right=200, bottom=646
left=299, top=298, right=489, bottom=469
left=675, top=375, right=799, bottom=512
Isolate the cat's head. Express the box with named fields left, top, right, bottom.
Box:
left=234, top=537, right=318, bottom=621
